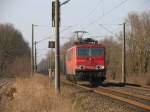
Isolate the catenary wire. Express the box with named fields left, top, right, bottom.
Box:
left=80, top=0, right=128, bottom=30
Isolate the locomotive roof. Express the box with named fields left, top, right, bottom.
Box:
left=67, top=38, right=105, bottom=51
left=67, top=43, right=105, bottom=51
left=76, top=43, right=105, bottom=47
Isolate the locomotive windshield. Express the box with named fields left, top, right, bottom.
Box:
left=77, top=48, right=89, bottom=56
left=77, top=48, right=104, bottom=56
left=91, top=48, right=104, bottom=56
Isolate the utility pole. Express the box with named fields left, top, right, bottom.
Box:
left=34, top=41, right=37, bottom=72
left=51, top=48, right=54, bottom=79
left=55, top=0, right=60, bottom=94
left=122, top=22, right=126, bottom=84
left=31, top=24, right=34, bottom=76
left=52, top=0, right=71, bottom=94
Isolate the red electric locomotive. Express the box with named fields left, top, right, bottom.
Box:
left=65, top=38, right=106, bottom=85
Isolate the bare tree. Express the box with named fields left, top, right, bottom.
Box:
left=0, top=23, right=30, bottom=77
left=125, top=12, right=150, bottom=74
left=100, top=37, right=122, bottom=80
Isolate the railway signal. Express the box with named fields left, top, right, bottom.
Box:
left=48, top=41, right=55, bottom=48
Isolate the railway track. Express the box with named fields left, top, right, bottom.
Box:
left=106, top=80, right=150, bottom=91
left=0, top=79, right=14, bottom=89
left=0, top=80, right=9, bottom=88
left=126, top=85, right=150, bottom=92
left=142, top=86, right=150, bottom=90
left=62, top=80, right=150, bottom=111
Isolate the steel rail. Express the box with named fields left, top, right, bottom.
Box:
left=96, top=87, right=150, bottom=106
left=98, top=87, right=150, bottom=102
left=126, top=85, right=150, bottom=92
left=62, top=80, right=150, bottom=111
left=106, top=80, right=150, bottom=91
left=0, top=80, right=9, bottom=88
left=142, top=85, right=150, bottom=89
left=0, top=78, right=14, bottom=88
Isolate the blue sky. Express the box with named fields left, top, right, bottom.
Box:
left=0, top=0, right=150, bottom=62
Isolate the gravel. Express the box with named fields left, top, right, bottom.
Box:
left=62, top=83, right=149, bottom=112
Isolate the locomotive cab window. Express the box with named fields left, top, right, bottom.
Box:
left=91, top=48, right=104, bottom=56
left=77, top=48, right=104, bottom=56
left=77, top=48, right=89, bottom=56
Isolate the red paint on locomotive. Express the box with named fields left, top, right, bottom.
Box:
left=66, top=38, right=106, bottom=84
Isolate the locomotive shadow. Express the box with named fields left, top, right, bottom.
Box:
left=101, top=82, right=125, bottom=87
left=75, top=81, right=139, bottom=88
left=78, top=83, right=103, bottom=88
left=75, top=81, right=96, bottom=88
left=101, top=82, right=141, bottom=87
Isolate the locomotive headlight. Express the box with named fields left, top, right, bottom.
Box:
left=96, top=65, right=105, bottom=69
left=100, top=65, right=105, bottom=69
left=77, top=65, right=84, bottom=69
left=80, top=66, right=84, bottom=69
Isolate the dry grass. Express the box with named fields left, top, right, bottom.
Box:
left=127, top=73, right=150, bottom=86
left=3, top=74, right=72, bottom=112
left=1, top=73, right=142, bottom=112
left=106, top=73, right=150, bottom=86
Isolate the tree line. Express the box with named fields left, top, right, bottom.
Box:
left=0, top=24, right=31, bottom=77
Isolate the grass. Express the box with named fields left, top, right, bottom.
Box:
left=127, top=73, right=150, bottom=86
left=3, top=74, right=73, bottom=112
left=106, top=72, right=150, bottom=86
left=1, top=73, right=148, bottom=112
left=1, top=73, right=150, bottom=112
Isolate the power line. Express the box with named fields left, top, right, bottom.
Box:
left=98, top=23, right=121, bottom=26
left=32, top=24, right=51, bottom=28
left=36, top=26, right=73, bottom=43
left=85, top=0, right=102, bottom=18
left=81, top=0, right=128, bottom=30
left=77, top=0, right=102, bottom=28
left=99, top=24, right=115, bottom=36
left=60, top=26, right=73, bottom=33
left=36, top=36, right=50, bottom=43
left=37, top=48, right=49, bottom=51
left=37, top=53, right=48, bottom=57
left=37, top=49, right=49, bottom=53
left=61, top=0, right=71, bottom=6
